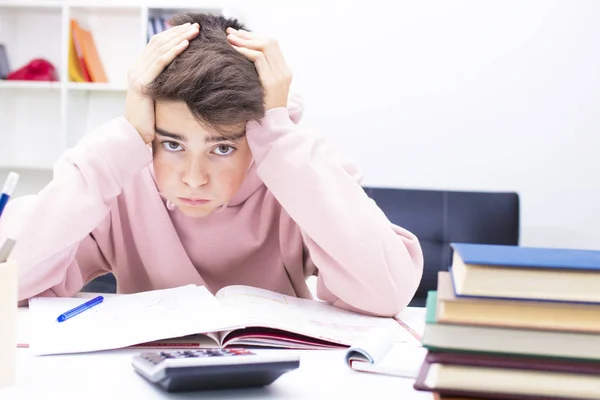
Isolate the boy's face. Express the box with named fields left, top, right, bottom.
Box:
left=152, top=101, right=252, bottom=217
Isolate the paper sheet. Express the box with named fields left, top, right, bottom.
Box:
left=29, top=285, right=241, bottom=356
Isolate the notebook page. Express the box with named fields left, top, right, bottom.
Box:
left=350, top=343, right=427, bottom=378
left=344, top=326, right=426, bottom=378
left=346, top=327, right=396, bottom=364
left=215, top=285, right=420, bottom=346
left=29, top=285, right=241, bottom=356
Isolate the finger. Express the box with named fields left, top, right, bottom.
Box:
left=143, top=23, right=198, bottom=75
left=149, top=22, right=192, bottom=48
left=231, top=45, right=272, bottom=77
left=143, top=39, right=190, bottom=84
left=226, top=27, right=259, bottom=40
left=163, top=22, right=198, bottom=38
left=130, top=23, right=197, bottom=88
left=157, top=23, right=199, bottom=58
left=228, top=34, right=288, bottom=77
left=151, top=23, right=198, bottom=58
left=147, top=22, right=197, bottom=63
left=226, top=33, right=267, bottom=52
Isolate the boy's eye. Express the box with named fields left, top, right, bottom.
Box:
left=162, top=141, right=183, bottom=152
left=213, top=145, right=235, bottom=156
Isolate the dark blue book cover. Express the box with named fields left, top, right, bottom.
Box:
left=451, top=243, right=600, bottom=271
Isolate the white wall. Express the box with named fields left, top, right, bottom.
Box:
left=3, top=0, right=599, bottom=250
left=228, top=0, right=600, bottom=250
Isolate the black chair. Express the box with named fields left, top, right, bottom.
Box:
left=81, top=271, right=116, bottom=293
left=363, top=187, right=520, bottom=307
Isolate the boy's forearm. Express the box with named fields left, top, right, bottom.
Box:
left=1, top=117, right=151, bottom=301
left=246, top=108, right=424, bottom=316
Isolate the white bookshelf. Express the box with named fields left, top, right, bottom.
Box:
left=0, top=0, right=237, bottom=172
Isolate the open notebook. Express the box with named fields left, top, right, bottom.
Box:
left=26, top=284, right=419, bottom=356
left=345, top=327, right=426, bottom=378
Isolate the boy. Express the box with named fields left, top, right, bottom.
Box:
left=0, top=13, right=423, bottom=317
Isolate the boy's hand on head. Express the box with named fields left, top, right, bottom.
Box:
left=125, top=22, right=200, bottom=144
left=226, top=28, right=292, bottom=111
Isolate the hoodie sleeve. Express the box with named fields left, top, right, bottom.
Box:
left=0, top=118, right=152, bottom=302
left=246, top=96, right=424, bottom=317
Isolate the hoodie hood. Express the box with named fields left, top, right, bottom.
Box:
left=226, top=93, right=304, bottom=207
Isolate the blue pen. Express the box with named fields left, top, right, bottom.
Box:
left=57, top=296, right=104, bottom=322
left=0, top=172, right=19, bottom=219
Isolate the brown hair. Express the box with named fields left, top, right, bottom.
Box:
left=143, top=13, right=265, bottom=133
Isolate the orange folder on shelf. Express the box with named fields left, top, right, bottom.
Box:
left=70, top=19, right=108, bottom=83
left=68, top=21, right=91, bottom=82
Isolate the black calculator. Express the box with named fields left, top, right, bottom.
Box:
left=131, top=348, right=300, bottom=392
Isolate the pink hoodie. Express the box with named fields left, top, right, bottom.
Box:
left=0, top=98, right=423, bottom=317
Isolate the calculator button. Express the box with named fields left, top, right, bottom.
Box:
left=165, top=351, right=188, bottom=359
left=191, top=350, right=211, bottom=357
left=141, top=352, right=166, bottom=364
left=229, top=349, right=253, bottom=355
left=156, top=348, right=256, bottom=359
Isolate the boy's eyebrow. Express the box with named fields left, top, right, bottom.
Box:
left=155, top=127, right=246, bottom=143
left=155, top=127, right=186, bottom=142
left=205, top=132, right=246, bottom=143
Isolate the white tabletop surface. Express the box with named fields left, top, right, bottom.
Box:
left=2, top=306, right=432, bottom=400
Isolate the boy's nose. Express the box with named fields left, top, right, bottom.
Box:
left=182, top=160, right=209, bottom=188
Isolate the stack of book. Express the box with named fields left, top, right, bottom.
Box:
left=413, top=242, right=600, bottom=400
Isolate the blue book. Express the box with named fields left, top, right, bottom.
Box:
left=451, top=243, right=600, bottom=271
left=449, top=242, right=600, bottom=304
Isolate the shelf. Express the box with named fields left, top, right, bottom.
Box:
left=0, top=162, right=54, bottom=171
left=69, top=6, right=143, bottom=85
left=67, top=82, right=127, bottom=91
left=0, top=5, right=63, bottom=85
left=0, top=88, right=62, bottom=168
left=0, top=80, right=61, bottom=89
left=67, top=0, right=140, bottom=7
left=66, top=89, right=126, bottom=147
left=0, top=0, right=236, bottom=174
left=147, top=4, right=232, bottom=21
left=0, top=1, right=227, bottom=9
left=0, top=81, right=128, bottom=91
left=68, top=4, right=142, bottom=14
left=0, top=1, right=63, bottom=9
left=145, top=1, right=228, bottom=9
left=148, top=5, right=224, bottom=14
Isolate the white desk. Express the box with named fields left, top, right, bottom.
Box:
left=3, top=307, right=432, bottom=400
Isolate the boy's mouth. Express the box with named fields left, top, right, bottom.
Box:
left=179, top=197, right=211, bottom=206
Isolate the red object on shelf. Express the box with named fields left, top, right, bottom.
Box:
left=6, top=59, right=58, bottom=81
